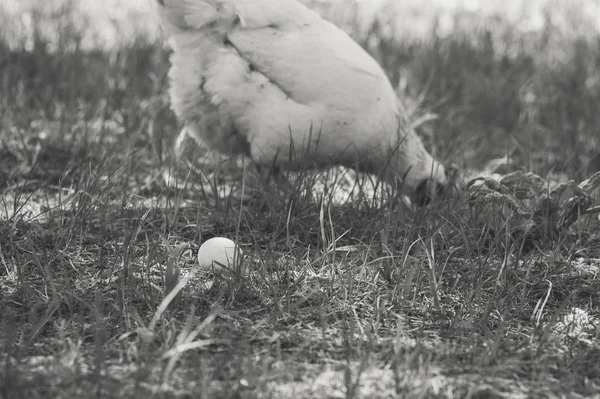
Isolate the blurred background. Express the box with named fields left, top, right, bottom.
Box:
left=2, top=0, right=600, bottom=49
left=1, top=0, right=600, bottom=182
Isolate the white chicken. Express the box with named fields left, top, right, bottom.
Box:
left=154, top=0, right=448, bottom=204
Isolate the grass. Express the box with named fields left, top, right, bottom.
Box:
left=1, top=1, right=600, bottom=398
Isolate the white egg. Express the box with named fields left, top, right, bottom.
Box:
left=197, top=237, right=244, bottom=273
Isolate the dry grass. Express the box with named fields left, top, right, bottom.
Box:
left=1, top=1, right=600, bottom=398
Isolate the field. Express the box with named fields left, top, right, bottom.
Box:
left=1, top=0, right=600, bottom=398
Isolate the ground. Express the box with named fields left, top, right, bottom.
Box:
left=1, top=1, right=600, bottom=398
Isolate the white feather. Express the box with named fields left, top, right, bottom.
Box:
left=155, top=0, right=447, bottom=197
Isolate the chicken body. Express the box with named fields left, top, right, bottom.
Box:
left=155, top=0, right=447, bottom=201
